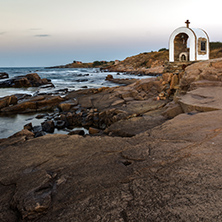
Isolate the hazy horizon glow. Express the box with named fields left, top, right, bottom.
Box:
left=1, top=0, right=222, bottom=67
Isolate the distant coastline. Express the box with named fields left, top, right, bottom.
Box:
left=48, top=42, right=222, bottom=73
left=48, top=60, right=116, bottom=69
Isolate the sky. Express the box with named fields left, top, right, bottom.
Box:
left=0, top=0, right=222, bottom=67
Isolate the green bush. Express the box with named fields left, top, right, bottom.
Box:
left=93, top=61, right=102, bottom=67
left=210, top=42, right=222, bottom=50
left=158, top=48, right=168, bottom=52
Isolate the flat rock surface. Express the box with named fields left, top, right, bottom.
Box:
left=2, top=58, right=222, bottom=221
left=1, top=109, right=222, bottom=221
left=178, top=87, right=222, bottom=112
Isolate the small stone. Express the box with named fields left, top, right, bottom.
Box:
left=41, top=120, right=55, bottom=133
left=105, top=74, right=113, bottom=80
left=89, top=127, right=100, bottom=135
left=9, top=129, right=34, bottom=140
left=159, top=92, right=165, bottom=97
left=35, top=114, right=47, bottom=119
left=55, top=120, right=66, bottom=129
left=24, top=123, right=33, bottom=131
left=68, top=130, right=85, bottom=136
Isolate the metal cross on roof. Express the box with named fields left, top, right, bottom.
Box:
left=185, top=20, right=190, bottom=28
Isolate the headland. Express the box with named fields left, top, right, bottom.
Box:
left=1, top=46, right=222, bottom=221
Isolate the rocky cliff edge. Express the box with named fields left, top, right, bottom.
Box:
left=1, top=58, right=222, bottom=221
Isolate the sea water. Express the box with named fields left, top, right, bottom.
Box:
left=0, top=67, right=151, bottom=138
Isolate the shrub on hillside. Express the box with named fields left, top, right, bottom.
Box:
left=93, top=61, right=102, bottom=67
left=158, top=48, right=168, bottom=52
left=210, top=42, right=222, bottom=50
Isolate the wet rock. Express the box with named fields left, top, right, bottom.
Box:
left=0, top=72, right=9, bottom=79
left=36, top=114, right=47, bottom=119
left=99, top=109, right=128, bottom=129
left=0, top=95, right=65, bottom=115
left=105, top=74, right=113, bottom=80
left=14, top=77, right=32, bottom=87
left=89, top=127, right=101, bottom=135
left=9, top=129, right=34, bottom=140
left=36, top=96, right=65, bottom=111
left=53, top=115, right=61, bottom=121
left=0, top=73, right=54, bottom=88
left=68, top=130, right=85, bottom=136
left=24, top=123, right=33, bottom=131
left=14, top=93, right=32, bottom=101
left=51, top=88, right=68, bottom=95
left=107, top=78, right=137, bottom=85
left=32, top=126, right=45, bottom=138
left=55, top=120, right=66, bottom=129
left=26, top=73, right=52, bottom=87
left=35, top=131, right=46, bottom=138
left=0, top=95, right=17, bottom=109
left=77, top=73, right=89, bottom=77
left=32, top=125, right=42, bottom=133
left=58, top=99, right=78, bottom=112
left=65, top=112, right=82, bottom=127
left=39, top=83, right=54, bottom=89
left=75, top=79, right=89, bottom=82
left=41, top=120, right=55, bottom=133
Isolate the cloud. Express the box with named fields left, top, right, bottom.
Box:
left=29, top=28, right=42, bottom=31
left=28, top=28, right=42, bottom=32
left=34, top=34, right=51, bottom=37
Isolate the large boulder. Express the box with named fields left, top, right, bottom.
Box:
left=0, top=95, right=65, bottom=114
left=180, top=58, right=222, bottom=91
left=0, top=73, right=54, bottom=88
left=0, top=72, right=9, bottom=79
left=41, top=120, right=55, bottom=133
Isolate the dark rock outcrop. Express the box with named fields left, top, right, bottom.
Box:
left=0, top=73, right=54, bottom=88
left=0, top=95, right=65, bottom=114
left=41, top=120, right=55, bottom=133
left=105, top=75, right=137, bottom=85
left=0, top=72, right=9, bottom=79
left=0, top=95, right=17, bottom=109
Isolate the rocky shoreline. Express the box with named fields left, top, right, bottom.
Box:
left=1, top=58, right=222, bottom=221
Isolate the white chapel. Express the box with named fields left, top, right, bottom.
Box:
left=169, top=20, right=209, bottom=62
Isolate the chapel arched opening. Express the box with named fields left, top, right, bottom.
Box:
left=174, top=33, right=189, bottom=62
